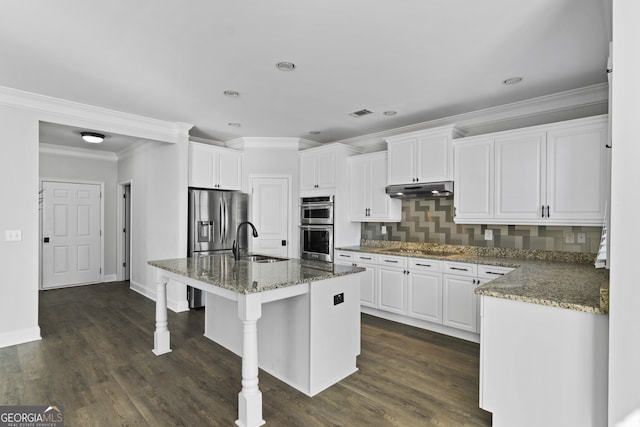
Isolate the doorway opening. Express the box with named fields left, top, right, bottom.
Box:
left=118, top=182, right=132, bottom=281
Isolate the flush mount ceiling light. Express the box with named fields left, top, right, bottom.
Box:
left=276, top=61, right=296, bottom=71
left=383, top=111, right=398, bottom=116
left=502, top=77, right=523, bottom=85
left=223, top=90, right=240, bottom=97
left=81, top=132, right=105, bottom=144
left=228, top=122, right=241, bottom=128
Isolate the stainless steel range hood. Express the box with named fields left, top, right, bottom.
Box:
left=385, top=181, right=454, bottom=199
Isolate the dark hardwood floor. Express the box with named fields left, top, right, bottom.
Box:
left=0, top=281, right=491, bottom=426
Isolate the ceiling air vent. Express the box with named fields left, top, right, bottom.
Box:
left=349, top=109, right=374, bottom=118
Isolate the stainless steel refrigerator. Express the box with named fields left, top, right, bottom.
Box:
left=187, top=188, right=249, bottom=308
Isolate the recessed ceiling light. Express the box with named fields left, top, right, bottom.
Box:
left=228, top=122, right=241, bottom=128
left=383, top=111, right=398, bottom=116
left=502, top=77, right=523, bottom=85
left=276, top=61, right=296, bottom=71
left=81, top=132, right=105, bottom=144
left=309, top=131, right=321, bottom=135
left=223, top=90, right=239, bottom=97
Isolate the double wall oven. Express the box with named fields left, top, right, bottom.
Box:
left=300, top=196, right=334, bottom=262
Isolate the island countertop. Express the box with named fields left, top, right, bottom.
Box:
left=336, top=244, right=609, bottom=315
left=148, top=254, right=365, bottom=295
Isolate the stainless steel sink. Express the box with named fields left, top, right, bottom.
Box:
left=241, top=254, right=288, bottom=263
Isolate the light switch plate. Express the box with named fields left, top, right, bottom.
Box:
left=484, top=229, right=493, bottom=240
left=565, top=232, right=575, bottom=244
left=5, top=229, right=22, bottom=241
left=381, top=226, right=387, bottom=235
left=577, top=232, right=586, bottom=244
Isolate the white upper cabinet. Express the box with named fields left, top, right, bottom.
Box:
left=454, top=115, right=608, bottom=226
left=494, top=130, right=546, bottom=221
left=348, top=152, right=401, bottom=222
left=454, top=136, right=494, bottom=222
left=385, top=125, right=465, bottom=185
left=299, top=149, right=337, bottom=191
left=189, top=142, right=242, bottom=190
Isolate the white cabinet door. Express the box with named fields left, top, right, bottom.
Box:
left=453, top=137, right=494, bottom=222
left=299, top=154, right=318, bottom=191
left=189, top=143, right=215, bottom=188
left=358, top=265, right=377, bottom=308
left=316, top=150, right=337, bottom=189
left=494, top=131, right=546, bottom=221
left=416, top=134, right=451, bottom=183
left=348, top=156, right=368, bottom=220
left=407, top=270, right=442, bottom=323
left=546, top=123, right=607, bottom=223
left=387, top=139, right=416, bottom=185
left=378, top=266, right=406, bottom=314
left=369, top=153, right=397, bottom=219
left=217, top=149, right=242, bottom=191
left=443, top=274, right=478, bottom=332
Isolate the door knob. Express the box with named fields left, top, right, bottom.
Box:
left=43, top=237, right=50, bottom=243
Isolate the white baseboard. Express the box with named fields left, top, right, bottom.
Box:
left=129, top=280, right=189, bottom=313
left=103, top=274, right=117, bottom=282
left=0, top=326, right=42, bottom=349
left=130, top=280, right=155, bottom=301
left=361, top=306, right=480, bottom=343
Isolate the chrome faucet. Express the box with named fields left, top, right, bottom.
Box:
left=232, top=221, right=259, bottom=260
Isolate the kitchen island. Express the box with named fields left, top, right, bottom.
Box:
left=148, top=254, right=364, bottom=427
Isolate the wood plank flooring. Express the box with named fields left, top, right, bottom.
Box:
left=0, top=281, right=491, bottom=426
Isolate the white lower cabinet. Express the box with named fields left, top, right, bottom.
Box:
left=334, top=250, right=378, bottom=308
left=407, top=258, right=443, bottom=323
left=443, top=262, right=479, bottom=332
left=336, top=249, right=514, bottom=342
left=377, top=255, right=407, bottom=314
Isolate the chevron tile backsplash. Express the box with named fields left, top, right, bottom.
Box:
left=361, top=198, right=601, bottom=253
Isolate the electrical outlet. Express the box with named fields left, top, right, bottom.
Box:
left=577, top=233, right=586, bottom=244
left=565, top=232, right=575, bottom=244
left=381, top=226, right=387, bottom=235
left=5, top=229, right=22, bottom=241
left=484, top=229, right=493, bottom=241
left=333, top=293, right=344, bottom=306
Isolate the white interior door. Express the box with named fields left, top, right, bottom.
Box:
left=42, top=181, right=102, bottom=288
left=251, top=177, right=289, bottom=257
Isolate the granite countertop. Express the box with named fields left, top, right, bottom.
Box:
left=149, top=254, right=365, bottom=295
left=337, top=243, right=609, bottom=315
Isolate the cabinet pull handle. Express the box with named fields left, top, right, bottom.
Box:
left=450, top=267, right=469, bottom=271
left=361, top=257, right=372, bottom=260
left=339, top=254, right=350, bottom=258
left=486, top=271, right=505, bottom=276
left=384, top=260, right=399, bottom=263
left=547, top=205, right=550, bottom=218
left=416, top=263, right=431, bottom=267
left=541, top=205, right=545, bottom=218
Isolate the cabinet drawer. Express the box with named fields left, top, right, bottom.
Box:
left=334, top=250, right=355, bottom=263
left=408, top=257, right=442, bottom=272
left=443, top=261, right=477, bottom=277
left=356, top=253, right=378, bottom=265
left=378, top=255, right=408, bottom=268
left=478, top=264, right=514, bottom=280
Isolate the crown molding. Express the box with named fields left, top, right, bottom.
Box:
left=39, top=143, right=118, bottom=161
left=336, top=83, right=608, bottom=150
left=0, top=86, right=193, bottom=143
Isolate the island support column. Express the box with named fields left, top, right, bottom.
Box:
left=236, top=293, right=265, bottom=427
left=152, top=272, right=172, bottom=356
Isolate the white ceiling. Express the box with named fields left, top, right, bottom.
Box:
left=1, top=0, right=611, bottom=149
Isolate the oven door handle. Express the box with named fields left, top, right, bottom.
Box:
left=299, top=225, right=334, bottom=230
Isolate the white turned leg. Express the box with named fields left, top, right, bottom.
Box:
left=236, top=294, right=265, bottom=427
left=152, top=280, right=172, bottom=356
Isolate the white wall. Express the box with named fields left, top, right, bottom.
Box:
left=608, top=1, right=640, bottom=425
left=39, top=150, right=119, bottom=279
left=0, top=105, right=40, bottom=347
left=117, top=138, right=189, bottom=310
